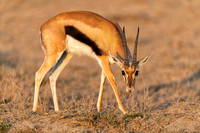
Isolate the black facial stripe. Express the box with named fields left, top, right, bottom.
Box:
left=122, top=70, right=125, bottom=75
left=65, top=26, right=103, bottom=56
left=135, top=71, right=139, bottom=76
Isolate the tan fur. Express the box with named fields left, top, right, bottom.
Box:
left=40, top=11, right=125, bottom=57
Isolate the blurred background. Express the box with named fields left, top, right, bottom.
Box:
left=0, top=0, right=200, bottom=132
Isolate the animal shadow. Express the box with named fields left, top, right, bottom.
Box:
left=149, top=69, right=200, bottom=92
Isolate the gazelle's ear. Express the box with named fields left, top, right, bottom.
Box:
left=109, top=51, right=123, bottom=68
left=139, top=52, right=153, bottom=67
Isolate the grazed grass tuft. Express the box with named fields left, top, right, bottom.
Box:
left=57, top=111, right=146, bottom=131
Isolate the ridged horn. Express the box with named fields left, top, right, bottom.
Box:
left=122, top=27, right=129, bottom=66
left=132, top=27, right=139, bottom=66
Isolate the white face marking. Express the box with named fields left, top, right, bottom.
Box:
left=108, top=56, right=117, bottom=64
left=66, top=35, right=96, bottom=58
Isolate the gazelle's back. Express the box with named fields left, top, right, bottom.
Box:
left=40, top=11, right=124, bottom=56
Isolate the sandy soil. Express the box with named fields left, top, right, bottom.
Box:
left=0, top=0, right=200, bottom=132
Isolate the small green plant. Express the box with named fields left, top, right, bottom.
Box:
left=124, top=113, right=144, bottom=119
left=0, top=119, right=12, bottom=133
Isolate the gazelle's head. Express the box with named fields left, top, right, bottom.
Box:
left=109, top=27, right=152, bottom=93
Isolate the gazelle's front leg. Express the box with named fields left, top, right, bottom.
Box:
left=97, top=71, right=106, bottom=112
left=98, top=56, right=127, bottom=114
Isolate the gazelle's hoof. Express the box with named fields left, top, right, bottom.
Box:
left=97, top=106, right=101, bottom=112
left=54, top=108, right=59, bottom=112
left=32, top=108, right=37, bottom=112
left=119, top=106, right=128, bottom=114
left=123, top=111, right=128, bottom=114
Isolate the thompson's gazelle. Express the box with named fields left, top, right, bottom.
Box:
left=33, top=11, right=152, bottom=114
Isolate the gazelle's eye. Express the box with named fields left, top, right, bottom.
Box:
left=135, top=71, right=139, bottom=76
left=122, top=70, right=125, bottom=75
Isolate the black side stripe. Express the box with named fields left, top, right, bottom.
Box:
left=64, top=26, right=103, bottom=56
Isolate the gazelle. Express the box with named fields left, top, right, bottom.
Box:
left=33, top=11, right=152, bottom=114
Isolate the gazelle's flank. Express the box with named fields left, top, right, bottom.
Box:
left=33, top=11, right=152, bottom=114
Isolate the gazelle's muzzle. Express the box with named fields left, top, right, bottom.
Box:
left=126, top=79, right=135, bottom=93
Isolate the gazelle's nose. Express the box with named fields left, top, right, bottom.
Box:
left=126, top=86, right=134, bottom=93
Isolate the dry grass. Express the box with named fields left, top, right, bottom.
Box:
left=0, top=0, right=200, bottom=132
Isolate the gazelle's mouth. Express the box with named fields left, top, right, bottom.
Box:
left=126, top=87, right=134, bottom=93
left=126, top=89, right=134, bottom=93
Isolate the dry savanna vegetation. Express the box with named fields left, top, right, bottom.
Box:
left=0, top=0, right=200, bottom=132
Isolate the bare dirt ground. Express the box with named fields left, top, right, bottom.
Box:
left=0, top=0, right=200, bottom=132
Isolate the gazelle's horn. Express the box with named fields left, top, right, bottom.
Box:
left=132, top=27, right=139, bottom=66
left=122, top=27, right=129, bottom=66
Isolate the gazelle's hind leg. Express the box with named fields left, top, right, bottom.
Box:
left=49, top=51, right=73, bottom=112
left=33, top=54, right=62, bottom=112
left=97, top=71, right=106, bottom=112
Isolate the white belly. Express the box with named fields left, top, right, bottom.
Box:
left=66, top=35, right=116, bottom=65
left=66, top=35, right=96, bottom=58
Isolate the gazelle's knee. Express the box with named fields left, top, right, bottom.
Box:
left=49, top=75, right=54, bottom=81
left=35, top=71, right=43, bottom=85
left=49, top=75, right=57, bottom=85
